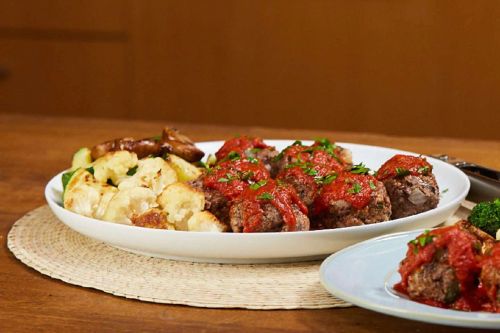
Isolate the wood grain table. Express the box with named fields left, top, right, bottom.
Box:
left=1, top=113, right=499, bottom=333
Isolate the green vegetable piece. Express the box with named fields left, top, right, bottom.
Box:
left=86, top=166, right=95, bottom=175
left=369, top=180, right=376, bottom=190
left=468, top=198, right=500, bottom=237
left=71, top=147, right=92, bottom=171
left=62, top=169, right=78, bottom=191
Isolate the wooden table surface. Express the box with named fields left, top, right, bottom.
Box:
left=1, top=113, right=499, bottom=333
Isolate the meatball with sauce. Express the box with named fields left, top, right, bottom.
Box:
left=394, top=222, right=493, bottom=311
left=376, top=154, right=439, bottom=219
left=229, top=179, right=309, bottom=232
left=479, top=242, right=500, bottom=312
left=274, top=139, right=352, bottom=206
left=215, top=136, right=278, bottom=173
left=311, top=173, right=391, bottom=229
left=190, top=158, right=270, bottom=227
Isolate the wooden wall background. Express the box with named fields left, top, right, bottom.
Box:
left=0, top=0, right=498, bottom=140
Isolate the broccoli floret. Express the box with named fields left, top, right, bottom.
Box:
left=468, top=198, right=500, bottom=237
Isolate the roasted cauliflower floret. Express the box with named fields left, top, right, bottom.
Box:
left=102, top=187, right=157, bottom=225
left=118, top=157, right=177, bottom=195
left=187, top=211, right=227, bottom=232
left=158, top=182, right=205, bottom=230
left=166, top=154, right=202, bottom=182
left=93, top=151, right=138, bottom=185
left=63, top=169, right=118, bottom=218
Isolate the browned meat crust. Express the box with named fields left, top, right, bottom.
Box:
left=382, top=174, right=439, bottom=219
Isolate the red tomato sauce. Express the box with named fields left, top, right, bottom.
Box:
left=281, top=142, right=348, bottom=173
left=313, top=173, right=377, bottom=213
left=202, top=159, right=270, bottom=201
left=376, top=154, right=432, bottom=181
left=238, top=179, right=308, bottom=232
left=215, top=136, right=273, bottom=161
left=394, top=225, right=499, bottom=312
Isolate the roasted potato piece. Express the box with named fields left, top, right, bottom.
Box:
left=118, top=157, right=177, bottom=195
left=187, top=211, right=227, bottom=232
left=167, top=154, right=202, bottom=182
left=158, top=182, right=205, bottom=230
left=102, top=187, right=157, bottom=225
left=93, top=151, right=138, bottom=185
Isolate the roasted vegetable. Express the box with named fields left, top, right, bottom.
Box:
left=118, top=157, right=177, bottom=195
left=187, top=211, right=227, bottom=232
left=468, top=198, right=500, bottom=237
left=93, top=151, right=138, bottom=185
left=158, top=182, right=205, bottom=230
left=63, top=169, right=118, bottom=218
left=167, top=154, right=202, bottom=182
left=70, top=147, right=92, bottom=171
left=102, top=187, right=158, bottom=224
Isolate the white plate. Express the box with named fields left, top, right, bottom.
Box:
left=319, top=230, right=500, bottom=329
left=45, top=140, right=470, bottom=264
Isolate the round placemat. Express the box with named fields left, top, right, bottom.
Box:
left=7, top=206, right=350, bottom=309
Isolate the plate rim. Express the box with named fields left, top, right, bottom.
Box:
left=319, top=229, right=500, bottom=328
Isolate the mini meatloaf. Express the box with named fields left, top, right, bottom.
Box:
left=273, top=139, right=352, bottom=206
left=376, top=154, right=439, bottom=219
left=311, top=173, right=391, bottom=229
left=394, top=221, right=498, bottom=312
left=190, top=158, right=270, bottom=226
left=229, top=179, right=309, bottom=232
left=214, top=136, right=278, bottom=172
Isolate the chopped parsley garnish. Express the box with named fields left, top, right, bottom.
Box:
left=315, top=173, right=337, bottom=185
left=409, top=230, right=435, bottom=253
left=256, top=192, right=273, bottom=200
left=227, top=151, right=241, bottom=161
left=86, top=166, right=95, bottom=175
left=272, top=151, right=284, bottom=162
left=351, top=163, right=370, bottom=175
left=304, top=168, right=318, bottom=176
left=347, top=182, right=362, bottom=194
left=249, top=148, right=262, bottom=154
left=240, top=171, right=255, bottom=181
left=442, top=188, right=449, bottom=194
left=418, top=166, right=430, bottom=174
left=369, top=180, right=376, bottom=190
left=247, top=156, right=258, bottom=164
left=250, top=180, right=267, bottom=190
left=292, top=140, right=303, bottom=146
left=126, top=166, right=138, bottom=176
left=395, top=167, right=410, bottom=177
left=218, top=177, right=230, bottom=183
left=152, top=135, right=162, bottom=141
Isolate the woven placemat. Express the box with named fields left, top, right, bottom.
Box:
left=7, top=206, right=350, bottom=309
